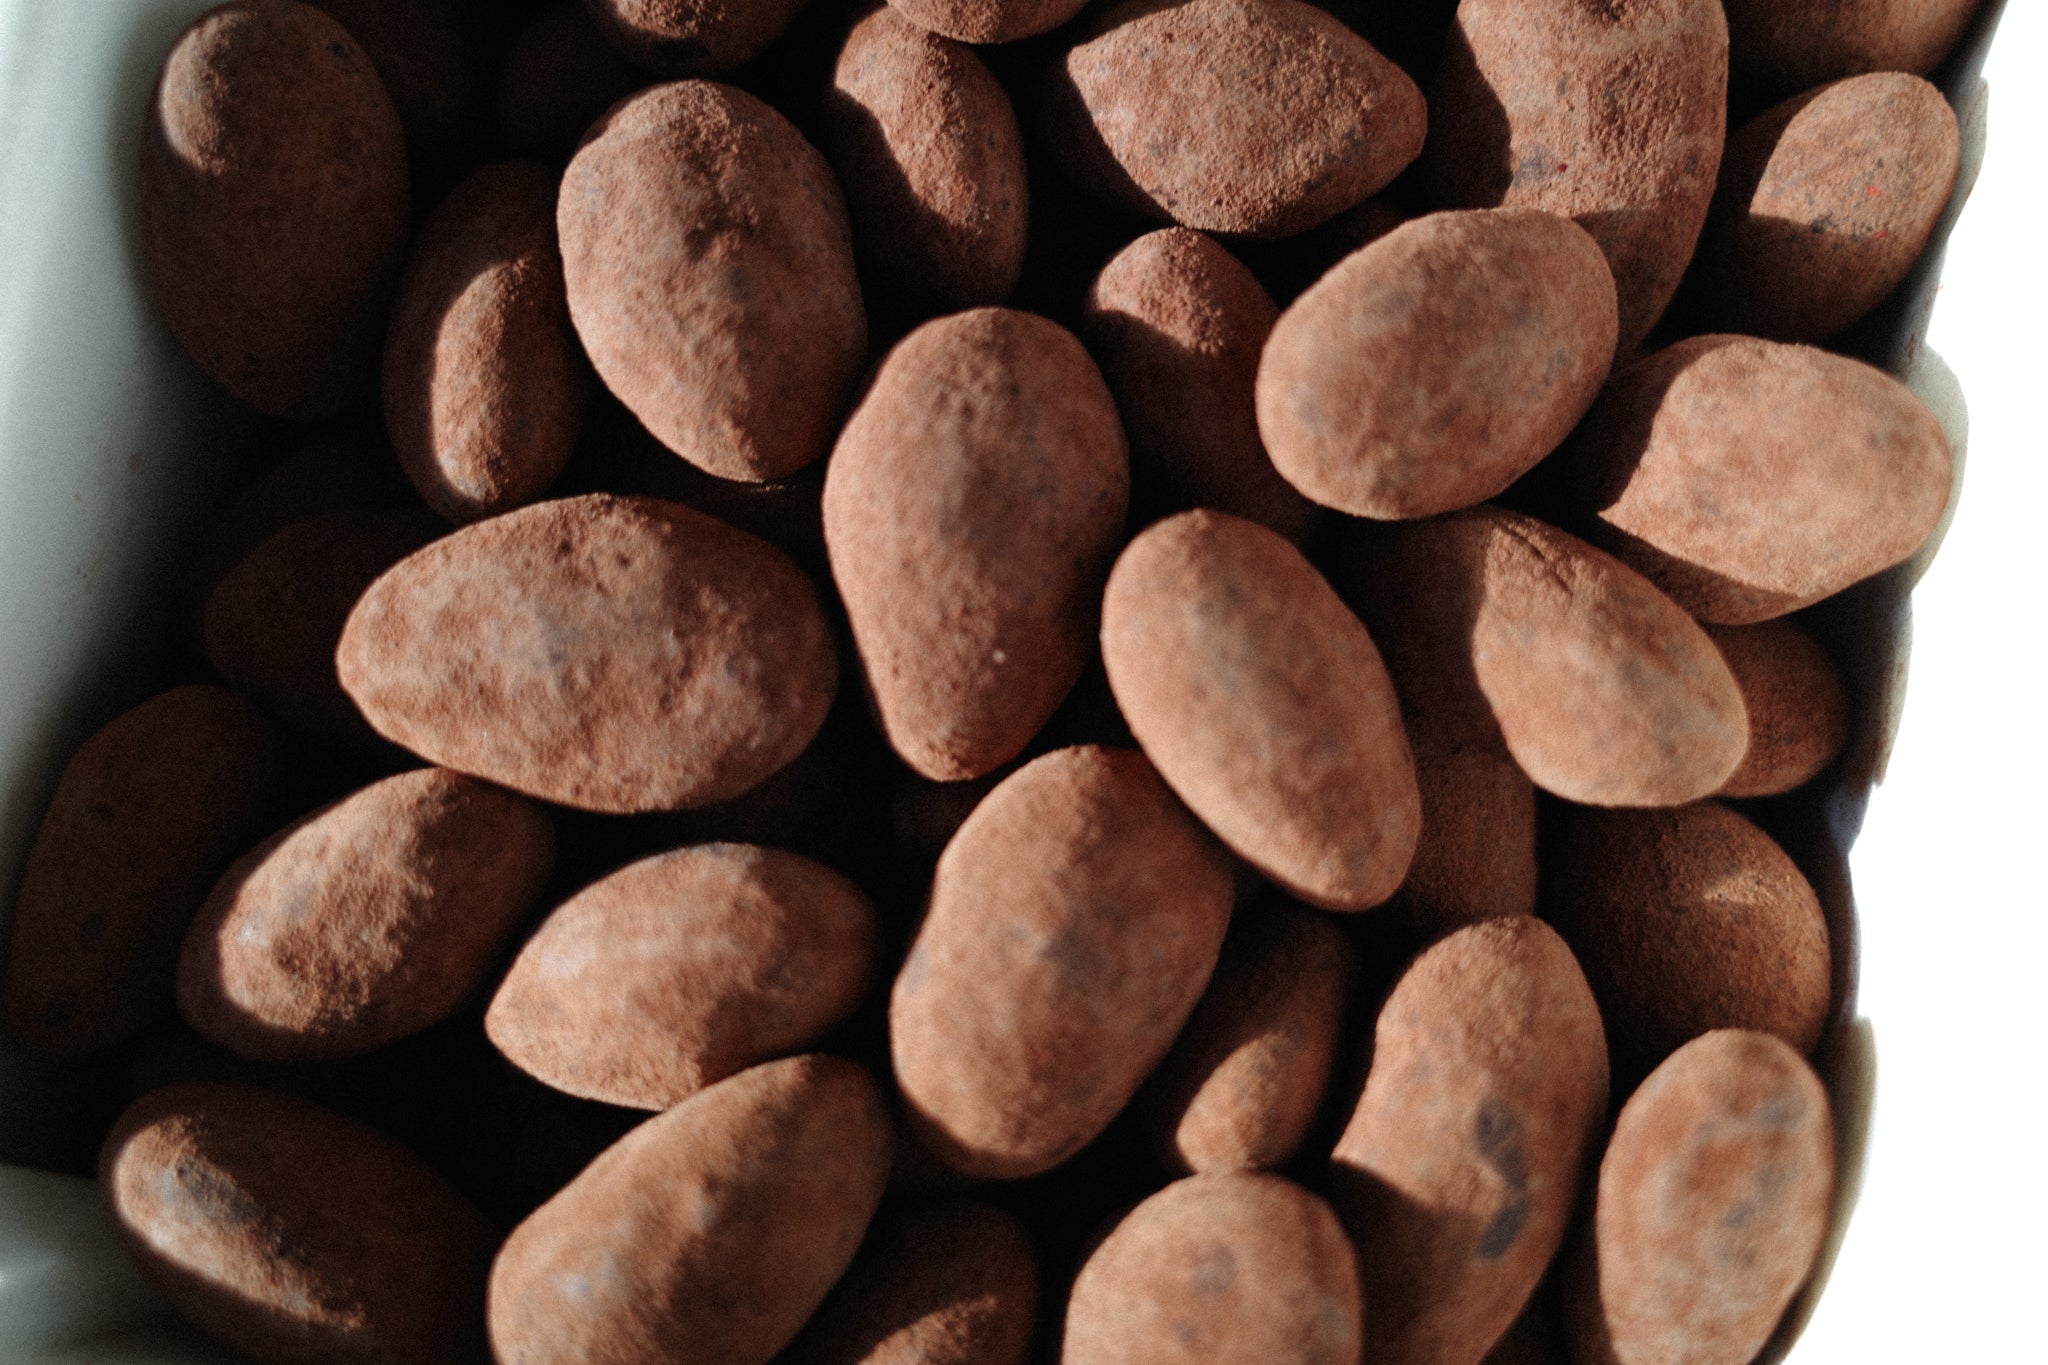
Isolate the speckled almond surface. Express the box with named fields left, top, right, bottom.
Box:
left=487, top=1054, right=893, bottom=1365
left=1041, top=0, right=1425, bottom=239
left=1708, top=619, right=1851, bottom=797
left=1329, top=916, right=1608, bottom=1365
left=1101, top=510, right=1420, bottom=909
left=885, top=0, right=1089, bottom=45
left=177, top=767, right=554, bottom=1062
left=336, top=493, right=837, bottom=813
left=588, top=0, right=812, bottom=74
left=486, top=842, right=877, bottom=1109
left=890, top=746, right=1234, bottom=1180
left=142, top=0, right=411, bottom=419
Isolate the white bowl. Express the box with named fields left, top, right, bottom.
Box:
left=0, top=1, right=2039, bottom=1360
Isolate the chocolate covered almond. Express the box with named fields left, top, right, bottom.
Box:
left=4, top=687, right=276, bottom=1055
left=488, top=1054, right=893, bottom=1365
left=824, top=309, right=1128, bottom=781
left=558, top=82, right=865, bottom=481
left=178, top=767, right=554, bottom=1062
left=1330, top=917, right=1608, bottom=1365
left=1709, top=619, right=1851, bottom=798
left=1100, top=510, right=1419, bottom=909
left=143, top=0, right=411, bottom=419
left=891, top=746, right=1234, bottom=1180
left=102, top=1082, right=494, bottom=1365
left=487, top=843, right=877, bottom=1109
left=337, top=494, right=837, bottom=813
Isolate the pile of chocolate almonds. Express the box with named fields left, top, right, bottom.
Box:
left=1, top=0, right=1979, bottom=1362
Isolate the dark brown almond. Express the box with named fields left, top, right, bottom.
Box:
left=487, top=1055, right=894, bottom=1365
left=336, top=494, right=837, bottom=813
left=1724, top=0, right=1984, bottom=93
left=102, top=1082, right=494, bottom=1365
left=495, top=2, right=646, bottom=160
left=486, top=843, right=877, bottom=1109
left=885, top=0, right=1090, bottom=45
left=309, top=0, right=488, bottom=187
left=4, top=687, right=276, bottom=1055
left=383, top=160, right=587, bottom=522
left=1709, top=619, right=1851, bottom=797
left=589, top=0, right=812, bottom=74
left=178, top=768, right=554, bottom=1062
left=1100, top=510, right=1420, bottom=909
left=142, top=0, right=410, bottom=419
left=1329, top=916, right=1608, bottom=1365
left=890, top=746, right=1234, bottom=1180
left=824, top=309, right=1128, bottom=781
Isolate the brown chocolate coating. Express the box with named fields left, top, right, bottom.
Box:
left=1688, top=73, right=1961, bottom=343
left=884, top=0, right=1088, bottom=45
left=1256, top=208, right=1618, bottom=520
left=102, top=1082, right=495, bottom=1365
left=1063, top=1172, right=1364, bottom=1365
left=1540, top=801, right=1832, bottom=1084
left=781, top=1199, right=1039, bottom=1365
left=890, top=746, right=1234, bottom=1180
left=824, top=309, right=1128, bottom=781
left=195, top=429, right=415, bottom=593
left=496, top=2, right=648, bottom=160
left=310, top=0, right=488, bottom=186
left=1724, top=0, right=1984, bottom=94
left=142, top=0, right=411, bottom=420
left=1139, top=903, right=1355, bottom=1175
left=488, top=1055, right=894, bottom=1365
left=1101, top=510, right=1422, bottom=910
left=1329, top=916, right=1608, bottom=1365
left=1040, top=0, right=1425, bottom=240
left=1709, top=619, right=1851, bottom=798
left=1350, top=509, right=1747, bottom=807
left=4, top=687, right=276, bottom=1055
left=1426, top=0, right=1728, bottom=354
left=825, top=6, right=1027, bottom=318
left=383, top=160, right=588, bottom=523
left=486, top=843, right=877, bottom=1109
left=177, top=767, right=554, bottom=1062
left=558, top=81, right=865, bottom=481
left=337, top=494, right=837, bottom=813
left=1337, top=524, right=1537, bottom=932
left=203, top=505, right=443, bottom=742
left=588, top=0, right=811, bottom=73
left=1083, top=229, right=1319, bottom=543
left=1565, top=1030, right=1835, bottom=1365
left=1556, top=334, right=1954, bottom=624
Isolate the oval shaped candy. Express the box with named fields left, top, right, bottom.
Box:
left=588, top=0, right=810, bottom=74
left=1100, top=510, right=1419, bottom=909
left=487, top=1055, right=893, bottom=1365
left=178, top=767, right=554, bottom=1062
left=825, top=6, right=1028, bottom=317
left=1139, top=902, right=1354, bottom=1175
left=891, top=746, right=1234, bottom=1180
left=1330, top=916, right=1608, bottom=1365
left=337, top=494, right=837, bottom=813
left=824, top=309, right=1128, bottom=781
left=782, top=1200, right=1039, bottom=1365
left=1539, top=800, right=1832, bottom=1084
left=1426, top=0, right=1728, bottom=354
left=4, top=687, right=276, bottom=1056
left=1688, top=73, right=1961, bottom=344
left=885, top=0, right=1089, bottom=45
left=1709, top=619, right=1850, bottom=798
left=1566, top=1030, right=1836, bottom=1365
left=383, top=159, right=587, bottom=522
left=1724, top=0, right=1984, bottom=93
left=1556, top=334, right=1953, bottom=624
left=1354, top=509, right=1747, bottom=807
left=1041, top=0, right=1425, bottom=239
left=1063, top=1172, right=1364, bottom=1365
left=1083, top=228, right=1319, bottom=543
left=486, top=843, right=878, bottom=1109
left=1257, top=208, right=1617, bottom=520
left=102, top=1082, right=494, bottom=1365
left=559, top=81, right=865, bottom=482
left=142, top=0, right=411, bottom=420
